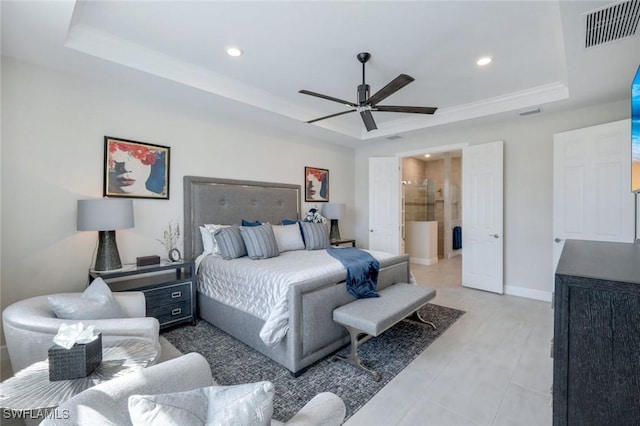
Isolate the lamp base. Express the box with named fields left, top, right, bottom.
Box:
left=94, top=230, right=122, bottom=271
left=329, top=219, right=342, bottom=242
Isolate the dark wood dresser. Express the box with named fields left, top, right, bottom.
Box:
left=553, top=240, right=640, bottom=425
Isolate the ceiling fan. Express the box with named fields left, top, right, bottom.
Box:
left=299, top=52, right=438, bottom=132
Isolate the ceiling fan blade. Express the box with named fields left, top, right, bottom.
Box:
left=299, top=90, right=357, bottom=107
left=368, top=74, right=414, bottom=106
left=374, top=105, right=438, bottom=114
left=360, top=109, right=377, bottom=131
left=306, top=109, right=356, bottom=124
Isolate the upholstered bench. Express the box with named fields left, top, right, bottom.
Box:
left=332, top=283, right=436, bottom=381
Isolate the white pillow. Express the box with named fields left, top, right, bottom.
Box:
left=128, top=381, right=274, bottom=426
left=200, top=224, right=229, bottom=256
left=272, top=224, right=305, bottom=252
left=48, top=277, right=125, bottom=320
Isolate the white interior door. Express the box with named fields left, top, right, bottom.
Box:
left=462, top=141, right=504, bottom=294
left=369, top=157, right=401, bottom=254
left=552, top=119, right=634, bottom=279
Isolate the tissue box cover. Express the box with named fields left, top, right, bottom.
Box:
left=48, top=332, right=102, bottom=381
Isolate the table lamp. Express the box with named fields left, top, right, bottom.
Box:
left=77, top=198, right=134, bottom=271
left=322, top=203, right=345, bottom=242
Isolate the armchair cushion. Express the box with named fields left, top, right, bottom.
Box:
left=128, top=381, right=274, bottom=426
left=48, top=278, right=125, bottom=320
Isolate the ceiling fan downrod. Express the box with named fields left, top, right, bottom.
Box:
left=357, top=52, right=371, bottom=105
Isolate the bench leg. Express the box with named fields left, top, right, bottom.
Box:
left=414, top=309, right=437, bottom=330
left=332, top=326, right=381, bottom=382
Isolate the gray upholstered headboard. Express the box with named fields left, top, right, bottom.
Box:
left=183, top=176, right=301, bottom=260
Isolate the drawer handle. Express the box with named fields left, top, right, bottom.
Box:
left=171, top=308, right=182, bottom=316
left=171, top=291, right=182, bottom=299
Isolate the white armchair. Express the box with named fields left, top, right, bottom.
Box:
left=2, top=292, right=160, bottom=373
left=41, top=352, right=346, bottom=426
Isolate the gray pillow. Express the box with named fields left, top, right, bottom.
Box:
left=128, top=381, right=274, bottom=426
left=299, top=221, right=330, bottom=250
left=213, top=225, right=247, bottom=260
left=240, top=223, right=280, bottom=260
left=48, top=277, right=125, bottom=320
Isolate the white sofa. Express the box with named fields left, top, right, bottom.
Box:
left=41, top=352, right=346, bottom=426
left=2, top=292, right=160, bottom=373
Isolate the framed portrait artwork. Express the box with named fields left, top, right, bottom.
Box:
left=305, top=166, right=329, bottom=202
left=104, top=136, right=170, bottom=199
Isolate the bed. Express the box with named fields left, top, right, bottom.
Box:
left=183, top=176, right=411, bottom=375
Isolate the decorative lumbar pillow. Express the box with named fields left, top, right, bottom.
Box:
left=241, top=219, right=261, bottom=227
left=213, top=225, right=247, bottom=260
left=299, top=221, right=330, bottom=250
left=128, top=381, right=275, bottom=426
left=201, top=224, right=229, bottom=256
left=240, top=223, right=280, bottom=260
left=272, top=224, right=305, bottom=252
left=48, top=277, right=125, bottom=320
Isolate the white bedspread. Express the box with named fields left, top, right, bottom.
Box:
left=197, top=249, right=394, bottom=347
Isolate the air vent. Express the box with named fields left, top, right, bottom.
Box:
left=584, top=0, right=640, bottom=48
left=386, top=135, right=403, bottom=140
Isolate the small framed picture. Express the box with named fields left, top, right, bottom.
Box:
left=104, top=136, right=170, bottom=199
left=305, top=166, right=329, bottom=202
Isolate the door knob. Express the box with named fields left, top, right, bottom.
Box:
left=554, top=238, right=563, bottom=243
left=489, top=233, right=499, bottom=238
left=369, top=229, right=374, bottom=233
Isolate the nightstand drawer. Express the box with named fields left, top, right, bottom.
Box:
left=149, top=301, right=192, bottom=326
left=143, top=282, right=192, bottom=308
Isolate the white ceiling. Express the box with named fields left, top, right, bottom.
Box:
left=2, top=1, right=639, bottom=147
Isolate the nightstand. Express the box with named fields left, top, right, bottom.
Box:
left=89, top=260, right=196, bottom=329
left=331, top=239, right=356, bottom=247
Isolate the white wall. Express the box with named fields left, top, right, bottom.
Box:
left=0, top=57, right=355, bottom=343
left=354, top=100, right=631, bottom=300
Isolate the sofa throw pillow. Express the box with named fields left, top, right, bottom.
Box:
left=299, top=221, right=330, bottom=250
left=272, top=224, right=305, bottom=252
left=240, top=223, right=280, bottom=260
left=48, top=277, right=125, bottom=320
left=128, top=381, right=274, bottom=426
left=213, top=225, right=247, bottom=260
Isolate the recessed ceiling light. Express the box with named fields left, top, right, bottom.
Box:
left=226, top=47, right=243, bottom=57
left=424, top=154, right=431, bottom=158
left=476, top=56, right=492, bottom=66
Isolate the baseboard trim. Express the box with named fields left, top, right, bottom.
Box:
left=409, top=256, right=439, bottom=266
left=504, top=285, right=552, bottom=302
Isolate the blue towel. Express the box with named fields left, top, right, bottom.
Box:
left=453, top=226, right=462, bottom=250
left=327, top=247, right=380, bottom=299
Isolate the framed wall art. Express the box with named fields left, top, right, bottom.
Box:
left=304, top=166, right=329, bottom=202
left=104, top=136, right=170, bottom=199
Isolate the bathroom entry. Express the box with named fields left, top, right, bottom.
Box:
left=401, top=151, right=462, bottom=263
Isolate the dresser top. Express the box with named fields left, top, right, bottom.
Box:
left=556, top=240, right=640, bottom=284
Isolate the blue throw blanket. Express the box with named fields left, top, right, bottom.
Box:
left=326, top=247, right=380, bottom=299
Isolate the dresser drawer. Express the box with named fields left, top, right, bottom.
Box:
left=143, top=282, right=192, bottom=309
left=148, top=301, right=192, bottom=326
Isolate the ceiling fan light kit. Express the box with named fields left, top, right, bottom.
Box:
left=300, top=52, right=438, bottom=132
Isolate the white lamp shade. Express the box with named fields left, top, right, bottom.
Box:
left=322, top=203, right=345, bottom=220
left=77, top=198, right=134, bottom=231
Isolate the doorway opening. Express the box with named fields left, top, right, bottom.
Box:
left=401, top=150, right=462, bottom=286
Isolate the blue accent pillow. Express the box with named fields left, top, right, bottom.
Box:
left=242, top=219, right=261, bottom=227
left=281, top=219, right=298, bottom=226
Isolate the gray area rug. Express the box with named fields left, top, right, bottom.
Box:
left=162, top=303, right=464, bottom=421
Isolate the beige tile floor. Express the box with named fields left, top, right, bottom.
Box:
left=346, top=256, right=554, bottom=426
